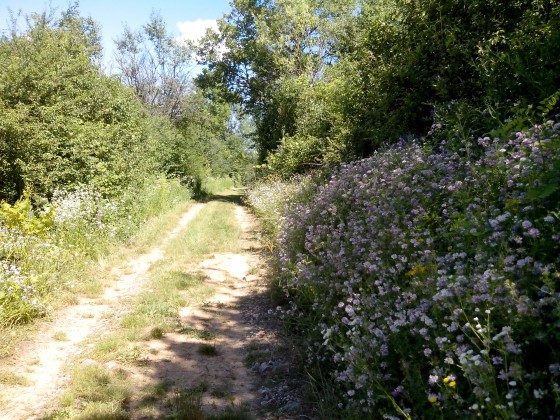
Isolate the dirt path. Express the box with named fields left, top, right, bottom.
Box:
left=0, top=199, right=312, bottom=419
left=132, top=205, right=268, bottom=417
left=0, top=203, right=205, bottom=420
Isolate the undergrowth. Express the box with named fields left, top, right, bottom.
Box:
left=248, top=121, right=560, bottom=418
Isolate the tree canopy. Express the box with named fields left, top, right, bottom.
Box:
left=198, top=0, right=560, bottom=176
left=0, top=4, right=255, bottom=203
left=0, top=7, right=154, bottom=200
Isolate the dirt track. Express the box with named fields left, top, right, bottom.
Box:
left=0, top=199, right=311, bottom=419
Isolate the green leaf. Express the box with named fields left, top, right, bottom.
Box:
left=527, top=182, right=559, bottom=200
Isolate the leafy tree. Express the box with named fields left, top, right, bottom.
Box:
left=114, top=13, right=194, bottom=120
left=200, top=0, right=560, bottom=176
left=114, top=16, right=255, bottom=187
left=197, top=0, right=356, bottom=161
left=0, top=5, right=158, bottom=201
left=338, top=0, right=560, bottom=152
left=177, top=88, right=256, bottom=184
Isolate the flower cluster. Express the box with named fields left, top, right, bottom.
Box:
left=272, top=121, right=560, bottom=417
left=51, top=186, right=100, bottom=226
left=0, top=257, right=45, bottom=325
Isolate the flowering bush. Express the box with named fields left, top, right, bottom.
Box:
left=0, top=235, right=47, bottom=326
left=274, top=121, right=560, bottom=417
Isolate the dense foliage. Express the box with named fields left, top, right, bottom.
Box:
left=339, top=0, right=560, bottom=153
left=0, top=8, right=156, bottom=201
left=200, top=0, right=560, bottom=176
left=3, top=2, right=560, bottom=417
left=0, top=4, right=254, bottom=328
left=0, top=6, right=254, bottom=203
left=248, top=121, right=560, bottom=417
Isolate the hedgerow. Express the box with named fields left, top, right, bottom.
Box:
left=270, top=121, right=560, bottom=418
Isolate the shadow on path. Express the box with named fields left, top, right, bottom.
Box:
left=130, top=200, right=315, bottom=419
left=196, top=188, right=246, bottom=206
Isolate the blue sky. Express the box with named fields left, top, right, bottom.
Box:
left=0, top=0, right=232, bottom=69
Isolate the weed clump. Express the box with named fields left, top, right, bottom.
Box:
left=149, top=326, right=165, bottom=339
left=197, top=343, right=219, bottom=356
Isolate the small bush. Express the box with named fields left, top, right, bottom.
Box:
left=197, top=343, right=219, bottom=356
left=149, top=326, right=165, bottom=339
left=71, top=401, right=128, bottom=420
left=245, top=173, right=318, bottom=243
left=63, top=364, right=131, bottom=406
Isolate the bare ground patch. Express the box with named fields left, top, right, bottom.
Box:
left=121, top=205, right=273, bottom=418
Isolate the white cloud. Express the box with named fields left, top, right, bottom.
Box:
left=176, top=19, right=218, bottom=44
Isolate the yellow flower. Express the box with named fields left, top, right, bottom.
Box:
left=505, top=199, right=522, bottom=210
left=428, top=395, right=438, bottom=403
left=406, top=264, right=426, bottom=277
left=443, top=375, right=457, bottom=387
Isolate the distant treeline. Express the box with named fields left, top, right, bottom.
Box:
left=0, top=4, right=254, bottom=204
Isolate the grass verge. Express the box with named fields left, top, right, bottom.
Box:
left=0, top=179, right=192, bottom=357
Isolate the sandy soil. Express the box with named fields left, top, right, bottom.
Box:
left=123, top=204, right=270, bottom=417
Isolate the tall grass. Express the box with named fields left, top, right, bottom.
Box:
left=0, top=176, right=191, bottom=337
left=245, top=174, right=318, bottom=247
left=166, top=199, right=243, bottom=260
